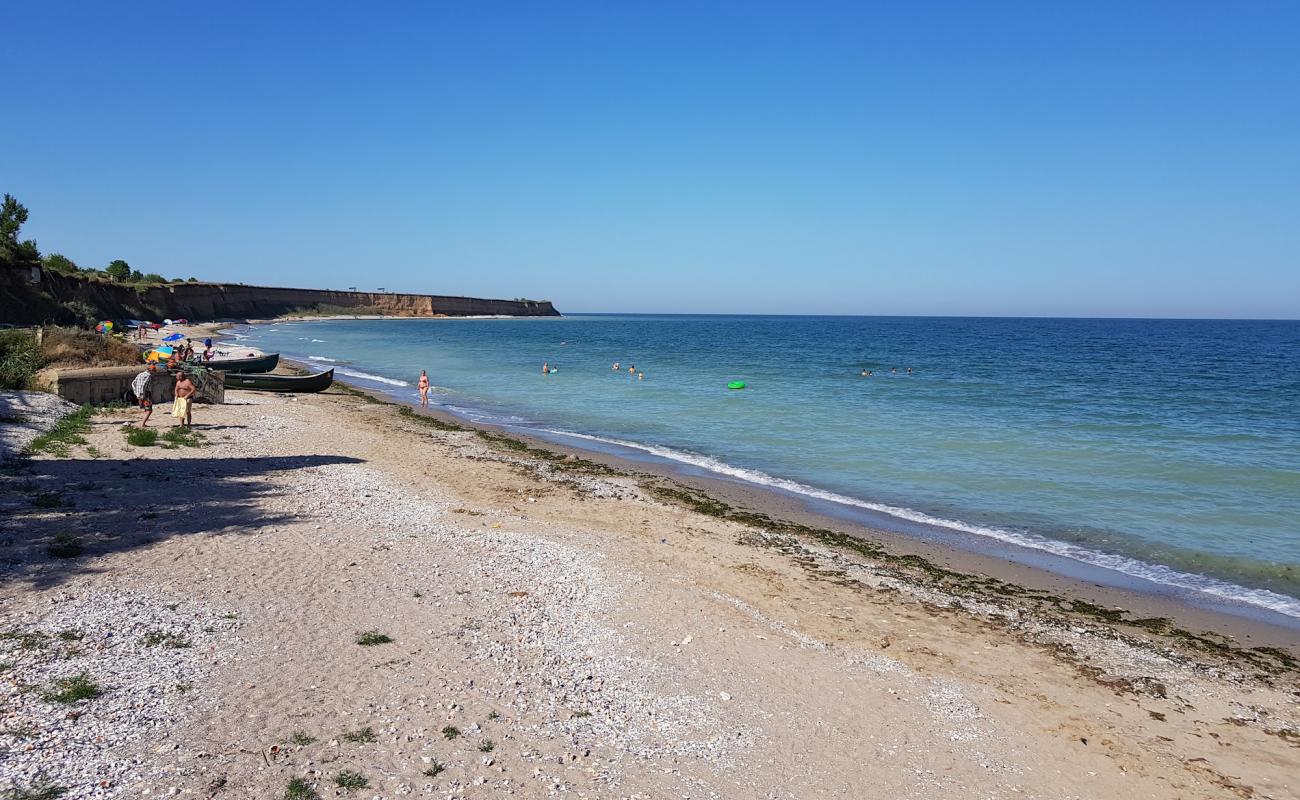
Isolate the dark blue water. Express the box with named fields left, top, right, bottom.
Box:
left=237, top=315, right=1300, bottom=618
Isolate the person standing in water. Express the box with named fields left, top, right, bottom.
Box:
left=417, top=370, right=430, bottom=407
left=542, top=362, right=550, bottom=374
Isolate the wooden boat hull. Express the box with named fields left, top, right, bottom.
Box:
left=207, top=353, right=280, bottom=373
left=224, top=369, right=333, bottom=393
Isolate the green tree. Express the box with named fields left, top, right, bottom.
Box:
left=142, top=273, right=165, bottom=283
left=0, top=194, right=28, bottom=244
left=105, top=259, right=131, bottom=281
left=44, top=253, right=79, bottom=273
left=0, top=194, right=40, bottom=269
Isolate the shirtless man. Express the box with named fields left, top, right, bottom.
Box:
left=417, top=370, right=430, bottom=407
left=173, top=372, right=197, bottom=428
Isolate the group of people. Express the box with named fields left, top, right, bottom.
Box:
left=132, top=363, right=197, bottom=428
left=173, top=338, right=215, bottom=364
left=611, top=361, right=645, bottom=380
left=860, top=367, right=913, bottom=377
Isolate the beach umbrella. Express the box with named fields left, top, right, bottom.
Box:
left=162, top=333, right=184, bottom=342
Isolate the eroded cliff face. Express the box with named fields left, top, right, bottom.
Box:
left=0, top=269, right=558, bottom=323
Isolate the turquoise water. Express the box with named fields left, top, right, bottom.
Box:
left=233, top=315, right=1300, bottom=619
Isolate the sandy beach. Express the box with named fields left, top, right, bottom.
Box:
left=2, top=327, right=1298, bottom=800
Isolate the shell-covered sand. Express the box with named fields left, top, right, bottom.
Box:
left=2, top=380, right=1297, bottom=799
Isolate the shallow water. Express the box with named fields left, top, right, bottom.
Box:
left=237, top=315, right=1300, bottom=618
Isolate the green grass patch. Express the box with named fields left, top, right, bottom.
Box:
left=160, top=427, right=206, bottom=448
left=30, top=492, right=67, bottom=509
left=123, top=427, right=158, bottom=447
left=4, top=784, right=68, bottom=800
left=477, top=739, right=495, bottom=752
left=46, top=534, right=84, bottom=559
left=332, top=771, right=368, bottom=790
left=341, top=726, right=377, bottom=743
left=0, top=329, right=41, bottom=390
left=290, top=730, right=316, bottom=746
left=140, top=630, right=191, bottom=649
left=24, top=405, right=92, bottom=457
left=282, top=777, right=319, bottom=800
left=441, top=725, right=460, bottom=740
left=355, top=630, right=392, bottom=646
left=41, top=673, right=102, bottom=704
left=422, top=762, right=445, bottom=777
left=0, top=631, right=49, bottom=650
left=56, top=629, right=83, bottom=642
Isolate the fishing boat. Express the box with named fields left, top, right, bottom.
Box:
left=223, top=369, right=334, bottom=393
left=207, top=352, right=280, bottom=373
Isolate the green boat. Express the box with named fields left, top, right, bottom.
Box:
left=224, top=369, right=334, bottom=393
left=207, top=352, right=280, bottom=373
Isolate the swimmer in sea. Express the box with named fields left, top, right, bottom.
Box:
left=612, top=362, right=620, bottom=371
left=637, top=371, right=644, bottom=381
left=862, top=369, right=872, bottom=377
left=891, top=367, right=897, bottom=374
left=628, top=365, right=635, bottom=375
left=542, top=362, right=550, bottom=374
left=417, top=370, right=430, bottom=407
left=906, top=367, right=913, bottom=375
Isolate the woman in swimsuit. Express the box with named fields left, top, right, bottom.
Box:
left=417, top=370, right=430, bottom=407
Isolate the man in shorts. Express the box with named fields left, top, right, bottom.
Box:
left=172, top=371, right=197, bottom=428
left=131, top=364, right=157, bottom=427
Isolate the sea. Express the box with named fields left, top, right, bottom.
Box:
left=230, top=315, right=1300, bottom=625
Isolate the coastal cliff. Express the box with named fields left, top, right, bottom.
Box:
left=0, top=267, right=559, bottom=323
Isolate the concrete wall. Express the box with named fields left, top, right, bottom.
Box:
left=47, top=366, right=224, bottom=406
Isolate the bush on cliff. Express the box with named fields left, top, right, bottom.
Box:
left=105, top=260, right=131, bottom=281
left=43, top=253, right=79, bottom=274
left=0, top=329, right=41, bottom=390
left=40, top=326, right=140, bottom=370
left=1, top=194, right=42, bottom=271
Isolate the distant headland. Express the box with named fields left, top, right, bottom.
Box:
left=0, top=266, right=559, bottom=324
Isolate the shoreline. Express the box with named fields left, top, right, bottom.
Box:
left=201, top=316, right=1300, bottom=649
left=5, top=333, right=1300, bottom=797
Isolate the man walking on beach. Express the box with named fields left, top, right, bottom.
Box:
left=131, top=364, right=157, bottom=427
left=172, top=371, right=196, bottom=428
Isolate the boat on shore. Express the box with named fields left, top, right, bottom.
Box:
left=208, top=353, right=280, bottom=373
left=223, top=368, right=333, bottom=393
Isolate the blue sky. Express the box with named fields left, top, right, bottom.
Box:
left=4, top=1, right=1298, bottom=317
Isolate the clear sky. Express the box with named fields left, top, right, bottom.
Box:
left=4, top=1, right=1298, bottom=317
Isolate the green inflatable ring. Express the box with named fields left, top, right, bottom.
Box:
left=727, top=381, right=746, bottom=390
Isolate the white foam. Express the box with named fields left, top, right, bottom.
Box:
left=539, top=429, right=1300, bottom=619
left=334, top=367, right=409, bottom=387
left=307, top=356, right=337, bottom=363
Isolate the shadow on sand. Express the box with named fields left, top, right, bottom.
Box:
left=0, top=453, right=364, bottom=590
